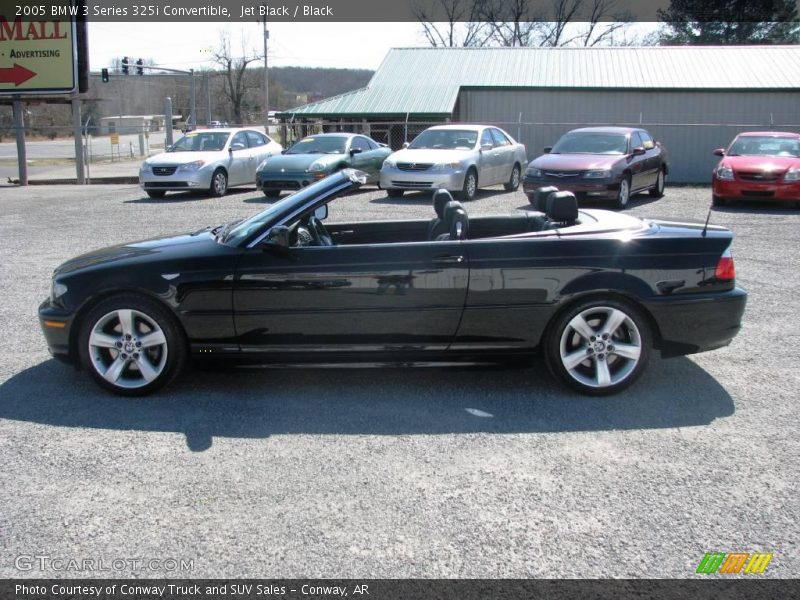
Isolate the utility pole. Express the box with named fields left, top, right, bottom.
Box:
left=189, top=69, right=196, bottom=129
left=262, top=15, right=269, bottom=135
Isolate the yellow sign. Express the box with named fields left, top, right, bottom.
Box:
left=110, top=133, right=120, bottom=145
left=0, top=15, right=77, bottom=95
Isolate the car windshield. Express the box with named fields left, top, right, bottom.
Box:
left=408, top=130, right=478, bottom=150
left=286, top=136, right=347, bottom=155
left=169, top=132, right=230, bottom=152
left=551, top=132, right=629, bottom=155
left=728, top=136, right=800, bottom=157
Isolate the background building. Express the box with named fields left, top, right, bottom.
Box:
left=280, top=46, right=800, bottom=182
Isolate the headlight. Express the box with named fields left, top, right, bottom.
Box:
left=50, top=280, right=67, bottom=303
left=526, top=167, right=543, bottom=177
left=583, top=169, right=612, bottom=179
left=784, top=168, right=800, bottom=182
left=140, top=163, right=151, bottom=173
left=307, top=161, right=326, bottom=172
left=431, top=162, right=460, bottom=171
left=383, top=158, right=397, bottom=169
left=716, top=166, right=734, bottom=181
left=177, top=160, right=206, bottom=172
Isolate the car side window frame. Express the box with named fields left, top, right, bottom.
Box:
left=246, top=131, right=267, bottom=147
left=638, top=130, right=655, bottom=150
left=352, top=136, right=371, bottom=153
left=490, top=128, right=511, bottom=147
left=231, top=131, right=250, bottom=150
left=480, top=129, right=494, bottom=148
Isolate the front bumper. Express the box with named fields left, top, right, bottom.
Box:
left=257, top=170, right=320, bottom=191
left=379, top=167, right=466, bottom=192
left=712, top=177, right=800, bottom=201
left=139, top=168, right=214, bottom=192
left=643, top=287, right=747, bottom=357
left=38, top=298, right=76, bottom=365
left=523, top=176, right=619, bottom=200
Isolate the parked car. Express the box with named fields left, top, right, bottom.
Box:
left=139, top=128, right=282, bottom=199
left=712, top=131, right=800, bottom=206
left=523, top=127, right=668, bottom=209
left=379, top=124, right=527, bottom=201
left=39, top=169, right=746, bottom=397
left=255, top=133, right=391, bottom=197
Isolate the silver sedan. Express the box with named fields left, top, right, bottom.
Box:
left=379, top=124, right=527, bottom=200
left=139, top=128, right=283, bottom=198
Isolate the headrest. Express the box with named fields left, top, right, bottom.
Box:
left=533, top=186, right=559, bottom=212
left=546, top=191, right=579, bottom=223
left=442, top=200, right=465, bottom=224
left=449, top=209, right=469, bottom=240
left=432, top=189, right=453, bottom=219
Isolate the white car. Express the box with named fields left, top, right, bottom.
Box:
left=139, top=128, right=282, bottom=198
left=379, top=124, right=528, bottom=201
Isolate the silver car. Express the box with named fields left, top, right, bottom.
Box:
left=379, top=124, right=527, bottom=200
left=139, top=128, right=283, bottom=198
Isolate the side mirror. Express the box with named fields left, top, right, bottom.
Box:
left=480, top=143, right=493, bottom=152
left=713, top=148, right=725, bottom=157
left=264, top=226, right=290, bottom=248
left=632, top=146, right=646, bottom=156
left=314, top=204, right=328, bottom=221
left=350, top=147, right=362, bottom=155
left=402, top=142, right=409, bottom=149
left=543, top=146, right=552, bottom=154
left=230, top=142, right=246, bottom=152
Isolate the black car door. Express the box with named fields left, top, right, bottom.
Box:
left=233, top=240, right=469, bottom=352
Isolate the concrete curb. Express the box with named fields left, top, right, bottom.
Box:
left=27, top=177, right=140, bottom=185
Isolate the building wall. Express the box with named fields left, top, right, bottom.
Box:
left=458, top=89, right=800, bottom=183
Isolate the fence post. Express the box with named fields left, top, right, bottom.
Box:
left=12, top=99, right=28, bottom=186
left=164, top=97, right=173, bottom=148
left=72, top=98, right=85, bottom=184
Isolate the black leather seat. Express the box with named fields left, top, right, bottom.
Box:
left=436, top=200, right=467, bottom=240
left=531, top=186, right=559, bottom=212
left=543, top=191, right=579, bottom=229
left=428, top=190, right=454, bottom=240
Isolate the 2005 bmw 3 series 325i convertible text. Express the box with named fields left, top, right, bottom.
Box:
left=39, top=170, right=746, bottom=397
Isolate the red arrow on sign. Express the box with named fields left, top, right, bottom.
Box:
left=0, top=64, right=37, bottom=86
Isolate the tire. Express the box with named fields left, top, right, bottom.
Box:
left=146, top=190, right=166, bottom=199
left=614, top=175, right=631, bottom=209
left=387, top=189, right=404, bottom=198
left=504, top=164, right=521, bottom=192
left=264, top=189, right=281, bottom=198
left=544, top=297, right=651, bottom=396
left=458, top=168, right=478, bottom=201
left=649, top=169, right=665, bottom=198
left=209, top=168, right=228, bottom=197
left=77, top=294, right=187, bottom=396
left=712, top=194, right=727, bottom=207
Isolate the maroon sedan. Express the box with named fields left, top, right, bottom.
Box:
left=712, top=132, right=800, bottom=206
left=523, top=127, right=668, bottom=209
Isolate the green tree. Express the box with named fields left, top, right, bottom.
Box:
left=658, top=0, right=800, bottom=44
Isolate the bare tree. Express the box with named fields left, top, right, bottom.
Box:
left=479, top=0, right=545, bottom=46
left=413, top=0, right=492, bottom=46
left=212, top=30, right=264, bottom=125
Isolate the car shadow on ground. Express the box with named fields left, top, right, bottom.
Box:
left=124, top=188, right=258, bottom=204
left=0, top=355, right=734, bottom=452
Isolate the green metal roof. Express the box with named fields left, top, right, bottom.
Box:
left=280, top=45, right=800, bottom=118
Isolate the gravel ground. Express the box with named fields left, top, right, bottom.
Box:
left=0, top=182, right=797, bottom=578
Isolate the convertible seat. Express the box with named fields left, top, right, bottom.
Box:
left=532, top=186, right=559, bottom=212
left=543, top=191, right=579, bottom=229
left=436, top=200, right=467, bottom=241
left=428, top=189, right=454, bottom=240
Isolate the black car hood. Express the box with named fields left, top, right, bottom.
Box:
left=54, top=230, right=218, bottom=276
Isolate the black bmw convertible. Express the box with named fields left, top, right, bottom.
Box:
left=39, top=170, right=746, bottom=397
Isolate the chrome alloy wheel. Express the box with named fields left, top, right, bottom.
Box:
left=558, top=306, right=642, bottom=389
left=212, top=171, right=227, bottom=196
left=617, top=178, right=630, bottom=207
left=88, top=309, right=168, bottom=389
left=465, top=172, right=477, bottom=198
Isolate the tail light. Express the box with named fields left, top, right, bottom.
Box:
left=715, top=246, right=736, bottom=281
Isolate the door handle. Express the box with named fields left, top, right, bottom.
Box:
left=433, top=255, right=464, bottom=264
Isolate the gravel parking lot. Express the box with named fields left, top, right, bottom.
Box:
left=0, top=181, right=797, bottom=578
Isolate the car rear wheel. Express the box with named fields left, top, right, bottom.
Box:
left=649, top=169, right=665, bottom=198
left=78, top=295, right=186, bottom=396
left=614, top=175, right=631, bottom=209
left=209, top=169, right=228, bottom=197
left=146, top=190, right=166, bottom=199
left=459, top=168, right=478, bottom=201
left=387, top=189, right=404, bottom=198
left=504, top=164, right=521, bottom=191
left=544, top=298, right=651, bottom=396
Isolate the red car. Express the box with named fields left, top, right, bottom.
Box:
left=712, top=132, right=800, bottom=206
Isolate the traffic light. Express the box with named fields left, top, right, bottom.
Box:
left=101, top=68, right=109, bottom=83
left=136, top=58, right=144, bottom=76
left=121, top=56, right=129, bottom=75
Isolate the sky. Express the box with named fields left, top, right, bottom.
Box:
left=88, top=22, right=427, bottom=72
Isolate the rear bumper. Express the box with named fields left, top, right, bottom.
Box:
left=38, top=298, right=76, bottom=365
left=713, top=178, right=800, bottom=201
left=643, top=287, right=747, bottom=357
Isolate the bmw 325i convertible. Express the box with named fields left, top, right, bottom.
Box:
left=39, top=170, right=746, bottom=397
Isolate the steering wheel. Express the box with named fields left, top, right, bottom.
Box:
left=308, top=216, right=334, bottom=247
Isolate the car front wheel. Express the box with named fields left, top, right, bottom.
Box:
left=649, top=169, right=665, bottom=198
left=545, top=298, right=651, bottom=396
left=387, top=189, right=404, bottom=198
left=146, top=190, right=166, bottom=199
left=209, top=169, right=228, bottom=197
left=614, top=175, right=631, bottom=209
left=459, top=169, right=478, bottom=201
left=78, top=295, right=186, bottom=396
left=264, top=189, right=281, bottom=198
